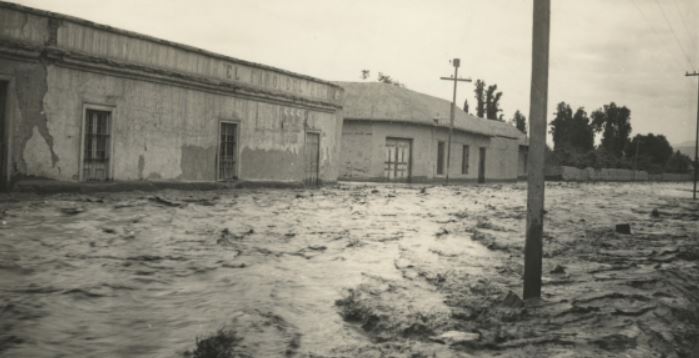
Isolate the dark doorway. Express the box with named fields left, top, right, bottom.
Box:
left=384, top=137, right=412, bottom=182
left=304, top=132, right=320, bottom=186
left=436, top=141, right=445, bottom=175
left=218, top=122, right=238, bottom=180
left=0, top=82, right=7, bottom=190
left=478, top=147, right=486, bottom=183
left=82, top=109, right=112, bottom=181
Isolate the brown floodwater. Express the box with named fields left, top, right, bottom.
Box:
left=0, top=182, right=697, bottom=357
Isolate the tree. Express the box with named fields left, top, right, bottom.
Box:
left=474, top=79, right=486, bottom=118
left=485, top=84, right=503, bottom=120
left=463, top=99, right=470, bottom=114
left=361, top=69, right=370, bottom=80
left=665, top=150, right=692, bottom=173
left=591, top=102, right=632, bottom=158
left=627, top=133, right=674, bottom=173
left=549, top=102, right=594, bottom=154
left=512, top=110, right=527, bottom=134
left=377, top=72, right=405, bottom=87
left=549, top=102, right=573, bottom=151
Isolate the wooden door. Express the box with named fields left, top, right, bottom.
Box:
left=384, top=138, right=411, bottom=182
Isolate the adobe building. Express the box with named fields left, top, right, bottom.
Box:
left=337, top=82, right=527, bottom=183
left=0, top=2, right=343, bottom=190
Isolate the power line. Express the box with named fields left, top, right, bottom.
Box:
left=670, top=0, right=696, bottom=45
left=628, top=0, right=688, bottom=71
left=653, top=0, right=696, bottom=70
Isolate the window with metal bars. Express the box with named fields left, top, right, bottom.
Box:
left=82, top=109, right=111, bottom=181
left=218, top=122, right=238, bottom=180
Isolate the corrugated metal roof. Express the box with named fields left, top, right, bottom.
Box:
left=337, top=81, right=526, bottom=140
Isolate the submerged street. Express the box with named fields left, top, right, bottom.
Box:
left=0, top=182, right=697, bottom=357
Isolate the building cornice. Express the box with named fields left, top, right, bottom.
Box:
left=0, top=40, right=342, bottom=113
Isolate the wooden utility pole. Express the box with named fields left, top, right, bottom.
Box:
left=523, top=0, right=550, bottom=300
left=440, top=59, right=472, bottom=184
left=686, top=71, right=699, bottom=200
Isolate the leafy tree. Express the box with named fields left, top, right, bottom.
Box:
left=549, top=102, right=594, bottom=154
left=665, top=150, right=692, bottom=173
left=626, top=133, right=674, bottom=173
left=463, top=99, right=470, bottom=114
left=485, top=84, right=503, bottom=120
left=361, top=69, right=370, bottom=80
left=550, top=102, right=573, bottom=151
left=474, top=79, right=486, bottom=118
left=377, top=72, right=405, bottom=87
left=511, top=110, right=527, bottom=134
left=571, top=108, right=594, bottom=152
left=591, top=102, right=632, bottom=158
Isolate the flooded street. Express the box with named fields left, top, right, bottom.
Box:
left=1, top=182, right=697, bottom=357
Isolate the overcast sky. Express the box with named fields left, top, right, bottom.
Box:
left=12, top=0, right=699, bottom=146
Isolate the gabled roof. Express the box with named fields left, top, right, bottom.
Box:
left=336, top=81, right=526, bottom=141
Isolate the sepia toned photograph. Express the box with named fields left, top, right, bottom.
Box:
left=0, top=0, right=697, bottom=357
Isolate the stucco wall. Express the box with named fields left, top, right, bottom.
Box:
left=340, top=120, right=521, bottom=182
left=2, top=60, right=341, bottom=183
left=0, top=3, right=343, bottom=186
left=485, top=136, right=520, bottom=180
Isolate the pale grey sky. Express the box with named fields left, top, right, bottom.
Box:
left=12, top=0, right=699, bottom=146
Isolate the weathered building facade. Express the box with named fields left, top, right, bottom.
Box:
left=0, top=2, right=343, bottom=189
left=338, top=82, right=527, bottom=183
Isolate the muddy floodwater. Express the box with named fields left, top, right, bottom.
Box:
left=0, top=182, right=697, bottom=357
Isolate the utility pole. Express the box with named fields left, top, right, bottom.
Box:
left=686, top=71, right=699, bottom=200
left=523, top=0, right=550, bottom=300
left=440, top=59, right=472, bottom=185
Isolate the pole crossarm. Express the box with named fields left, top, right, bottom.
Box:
left=686, top=71, right=699, bottom=77
left=439, top=77, right=473, bottom=82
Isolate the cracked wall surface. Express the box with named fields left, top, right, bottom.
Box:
left=3, top=63, right=341, bottom=183
left=0, top=3, right=343, bottom=185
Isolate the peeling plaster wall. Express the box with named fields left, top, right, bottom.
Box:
left=339, top=121, right=373, bottom=179
left=6, top=64, right=341, bottom=183
left=0, top=3, right=343, bottom=185
left=31, top=66, right=339, bottom=181
left=340, top=121, right=520, bottom=182
left=0, top=58, right=63, bottom=180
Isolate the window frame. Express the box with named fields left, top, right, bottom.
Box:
left=217, top=120, right=241, bottom=181
left=79, top=103, right=115, bottom=182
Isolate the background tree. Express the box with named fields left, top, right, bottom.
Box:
left=485, top=84, right=503, bottom=120
left=665, top=150, right=693, bottom=173
left=377, top=72, right=405, bottom=87
left=474, top=79, right=486, bottom=118
left=463, top=98, right=470, bottom=114
left=549, top=102, right=595, bottom=167
left=361, top=69, right=370, bottom=80
left=512, top=110, right=527, bottom=134
left=626, top=133, right=674, bottom=173
left=591, top=102, right=632, bottom=158
left=549, top=102, right=574, bottom=151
